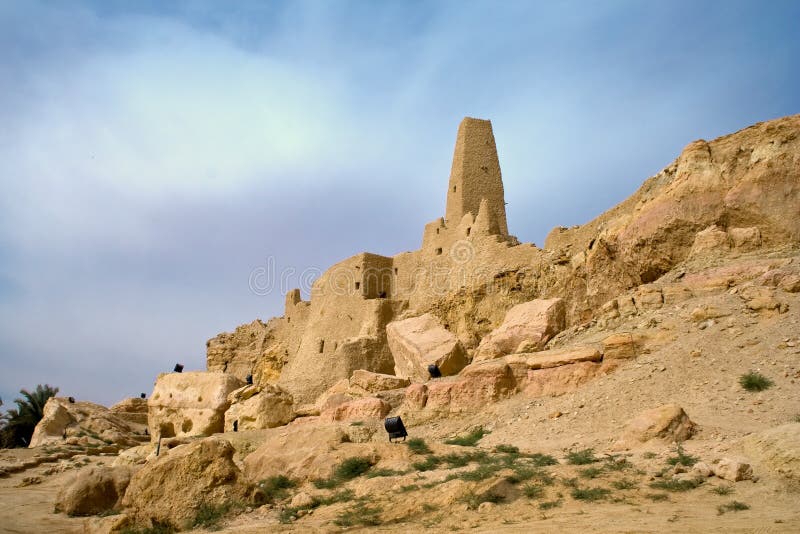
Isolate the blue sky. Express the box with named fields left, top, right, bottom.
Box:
left=1, top=0, right=798, bottom=408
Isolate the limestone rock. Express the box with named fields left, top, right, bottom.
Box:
left=524, top=361, right=617, bottom=398
left=714, top=458, right=754, bottom=482
left=349, top=370, right=411, bottom=393
left=223, top=384, right=294, bottom=432
left=423, top=361, right=518, bottom=412
left=29, top=397, right=140, bottom=448
left=518, top=346, right=602, bottom=369
left=474, top=298, right=565, bottom=362
left=148, top=371, right=244, bottom=441
left=612, top=404, right=695, bottom=450
left=206, top=319, right=286, bottom=384
left=729, top=227, right=762, bottom=250
left=386, top=313, right=468, bottom=382
left=291, top=492, right=315, bottom=508
left=690, top=225, right=730, bottom=256
left=55, top=465, right=133, bottom=516
left=602, top=332, right=641, bottom=360
left=742, top=423, right=800, bottom=483
left=110, top=398, right=149, bottom=428
left=243, top=425, right=351, bottom=482
left=321, top=397, right=391, bottom=422
left=121, top=438, right=248, bottom=529
left=691, top=461, right=713, bottom=478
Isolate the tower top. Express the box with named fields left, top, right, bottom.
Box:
left=444, top=117, right=508, bottom=236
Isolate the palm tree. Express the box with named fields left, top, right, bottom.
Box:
left=0, top=384, right=59, bottom=448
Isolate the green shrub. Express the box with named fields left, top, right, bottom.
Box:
left=645, top=493, right=669, bottom=502
left=334, top=502, right=383, bottom=527
left=739, top=371, right=774, bottom=392
left=444, top=427, right=487, bottom=446
left=505, top=466, right=537, bottom=484
left=665, top=444, right=698, bottom=467
left=528, top=453, right=559, bottom=467
left=257, top=475, right=296, bottom=503
left=494, top=444, right=519, bottom=454
left=711, top=485, right=734, bottom=495
left=366, top=468, right=404, bottom=478
left=441, top=452, right=471, bottom=468
left=571, top=487, right=610, bottom=501
left=717, top=501, right=749, bottom=515
left=407, top=438, right=432, bottom=455
left=649, top=477, right=703, bottom=492
left=453, top=463, right=501, bottom=482
left=611, top=478, right=638, bottom=490
left=579, top=467, right=604, bottom=479
left=566, top=448, right=598, bottom=465
left=193, top=501, right=239, bottom=529
left=312, top=456, right=374, bottom=488
left=539, top=499, right=562, bottom=510
left=412, top=455, right=442, bottom=472
left=399, top=484, right=419, bottom=493
left=459, top=490, right=504, bottom=510
left=642, top=452, right=657, bottom=459
left=523, top=483, right=545, bottom=499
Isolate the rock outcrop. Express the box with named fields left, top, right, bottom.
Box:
left=148, top=371, right=244, bottom=441
left=121, top=438, right=249, bottom=529
left=473, top=299, right=565, bottom=362
left=29, top=397, right=142, bottom=448
left=742, top=423, right=800, bottom=484
left=612, top=404, right=695, bottom=450
left=223, top=384, right=294, bottom=432
left=387, top=313, right=468, bottom=381
left=55, top=465, right=133, bottom=516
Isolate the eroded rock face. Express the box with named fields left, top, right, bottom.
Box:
left=473, top=299, right=565, bottom=362
left=320, top=396, right=391, bottom=422
left=612, top=404, right=695, bottom=450
left=29, top=397, right=140, bottom=448
left=387, top=313, right=468, bottom=382
left=714, top=458, right=754, bottom=482
left=121, top=438, right=248, bottom=529
left=148, top=372, right=244, bottom=441
left=55, top=465, right=133, bottom=516
left=110, top=397, right=149, bottom=427
left=223, top=384, right=294, bottom=432
left=742, top=423, right=800, bottom=483
left=349, top=370, right=411, bottom=393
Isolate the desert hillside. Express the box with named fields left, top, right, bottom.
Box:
left=1, top=114, right=799, bottom=534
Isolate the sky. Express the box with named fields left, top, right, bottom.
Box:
left=1, top=0, right=798, bottom=409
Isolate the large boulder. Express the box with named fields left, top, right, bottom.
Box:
left=349, top=370, right=411, bottom=393
left=223, top=384, right=294, bottom=432
left=55, top=465, right=133, bottom=516
left=29, top=397, right=140, bottom=448
left=612, top=404, right=695, bottom=450
left=386, top=313, right=468, bottom=382
left=422, top=360, right=519, bottom=413
left=742, top=423, right=800, bottom=484
left=320, top=396, right=391, bottom=422
left=121, top=438, right=249, bottom=529
left=473, top=299, right=565, bottom=362
left=148, top=371, right=244, bottom=441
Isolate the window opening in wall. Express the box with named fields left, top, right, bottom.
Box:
left=394, top=268, right=398, bottom=275
left=355, top=281, right=360, bottom=290
left=379, top=291, right=387, bottom=298
left=436, top=228, right=439, bottom=234
left=453, top=185, right=457, bottom=192
left=435, top=248, right=443, bottom=255
left=466, top=227, right=471, bottom=236
left=318, top=340, right=325, bottom=353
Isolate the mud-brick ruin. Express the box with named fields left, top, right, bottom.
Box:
left=16, top=113, right=800, bottom=532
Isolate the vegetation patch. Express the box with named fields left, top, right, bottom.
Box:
left=528, top=453, right=559, bottom=467
left=710, top=485, right=734, bottom=495
left=399, top=484, right=419, bottom=493
left=120, top=524, right=175, bottom=534
left=571, top=487, right=611, bottom=501
left=665, top=444, right=698, bottom=467
left=611, top=478, right=638, bottom=490
left=739, top=371, right=774, bottom=392
left=579, top=466, right=604, bottom=479
left=406, top=438, right=432, bottom=455
left=566, top=448, right=598, bottom=465
left=494, top=444, right=519, bottom=454
left=459, top=490, right=504, bottom=510
left=717, top=501, right=750, bottom=515
left=412, top=455, right=442, bottom=472
left=523, top=483, right=546, bottom=499
left=257, top=475, right=296, bottom=503
left=650, top=477, right=703, bottom=492
left=334, top=502, right=383, bottom=527
left=444, top=427, right=488, bottom=446
left=192, top=501, right=241, bottom=530
left=539, top=499, right=563, bottom=510
left=313, top=456, right=375, bottom=488
left=645, top=493, right=669, bottom=502
left=366, top=468, right=405, bottom=478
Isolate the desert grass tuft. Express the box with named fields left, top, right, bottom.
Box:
left=566, top=448, right=598, bottom=465
left=570, top=487, right=610, bottom=501
left=739, top=371, right=774, bottom=392
left=717, top=501, right=750, bottom=515
left=406, top=438, right=432, bottom=455
left=444, top=427, right=488, bottom=446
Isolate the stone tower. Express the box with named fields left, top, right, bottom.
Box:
left=444, top=117, right=509, bottom=236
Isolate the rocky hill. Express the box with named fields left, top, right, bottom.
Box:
left=1, top=114, right=798, bottom=533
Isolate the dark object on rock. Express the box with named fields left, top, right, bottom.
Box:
left=246, top=374, right=253, bottom=385
left=140, top=393, right=146, bottom=399
left=427, top=364, right=442, bottom=378
left=173, top=363, right=184, bottom=373
left=68, top=396, right=75, bottom=403
left=384, top=416, right=408, bottom=442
